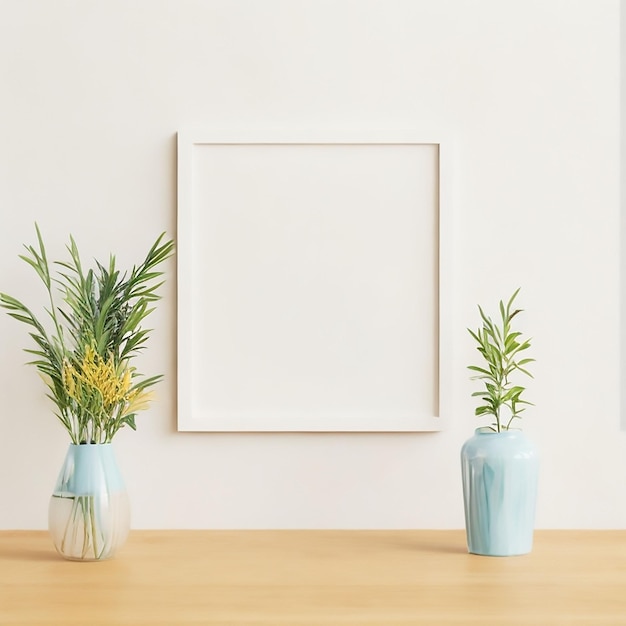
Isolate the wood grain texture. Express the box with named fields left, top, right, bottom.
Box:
left=1, top=530, right=625, bottom=625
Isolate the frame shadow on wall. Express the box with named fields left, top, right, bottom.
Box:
left=622, top=8, right=626, bottom=432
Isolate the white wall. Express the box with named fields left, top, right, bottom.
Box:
left=0, top=0, right=622, bottom=529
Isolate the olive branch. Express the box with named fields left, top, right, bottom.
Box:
left=467, top=288, right=534, bottom=432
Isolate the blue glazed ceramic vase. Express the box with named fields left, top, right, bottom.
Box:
left=48, top=444, right=130, bottom=561
left=461, top=428, right=538, bottom=556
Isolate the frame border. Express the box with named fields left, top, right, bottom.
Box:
left=177, top=131, right=451, bottom=432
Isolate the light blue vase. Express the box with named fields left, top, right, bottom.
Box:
left=461, top=427, right=538, bottom=556
left=48, top=444, right=130, bottom=561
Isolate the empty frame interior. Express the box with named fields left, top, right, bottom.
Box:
left=177, top=132, right=447, bottom=431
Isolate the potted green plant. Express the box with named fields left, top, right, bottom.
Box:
left=0, top=225, right=174, bottom=560
left=461, top=288, right=538, bottom=556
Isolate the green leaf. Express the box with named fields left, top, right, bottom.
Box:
left=514, top=365, right=534, bottom=378
left=1, top=225, right=174, bottom=442
left=467, top=288, right=533, bottom=427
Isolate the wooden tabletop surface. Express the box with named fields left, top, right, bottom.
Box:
left=1, top=530, right=625, bottom=625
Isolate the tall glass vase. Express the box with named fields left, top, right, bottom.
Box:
left=48, top=443, right=130, bottom=561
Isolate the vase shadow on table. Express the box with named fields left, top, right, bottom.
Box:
left=1, top=545, right=62, bottom=562
left=405, top=540, right=467, bottom=555
left=369, top=533, right=468, bottom=555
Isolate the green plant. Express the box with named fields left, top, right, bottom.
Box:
left=467, top=288, right=534, bottom=432
left=0, top=225, right=175, bottom=444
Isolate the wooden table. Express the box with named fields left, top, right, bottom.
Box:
left=1, top=530, right=625, bottom=625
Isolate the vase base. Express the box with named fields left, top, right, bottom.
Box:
left=468, top=549, right=532, bottom=557
left=56, top=553, right=116, bottom=562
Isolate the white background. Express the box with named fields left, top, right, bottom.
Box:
left=0, top=0, right=622, bottom=529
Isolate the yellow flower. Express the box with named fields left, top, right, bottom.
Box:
left=62, top=345, right=142, bottom=411
left=124, top=390, right=155, bottom=416
left=62, top=361, right=76, bottom=398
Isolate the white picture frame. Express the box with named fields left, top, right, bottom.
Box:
left=177, top=131, right=451, bottom=432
